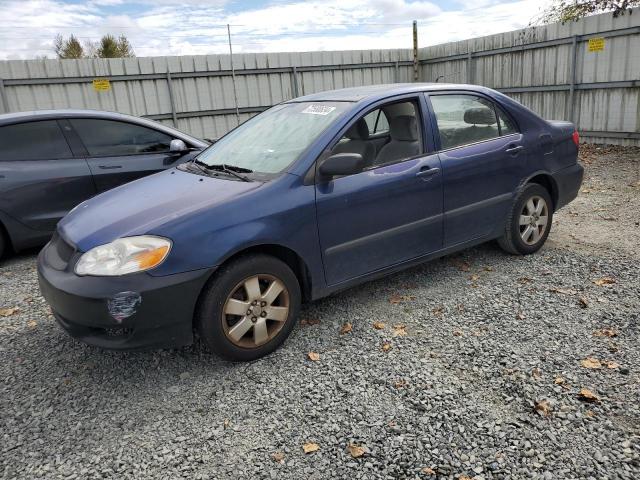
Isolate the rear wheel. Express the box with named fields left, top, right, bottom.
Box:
left=498, top=183, right=553, bottom=255
left=196, top=254, right=301, bottom=361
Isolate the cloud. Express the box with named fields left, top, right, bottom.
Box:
left=0, top=0, right=550, bottom=60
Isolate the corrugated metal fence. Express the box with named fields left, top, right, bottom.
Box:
left=420, top=8, right=639, bottom=145
left=0, top=50, right=415, bottom=140
left=0, top=10, right=637, bottom=144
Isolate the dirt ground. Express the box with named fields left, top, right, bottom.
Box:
left=550, top=144, right=640, bottom=257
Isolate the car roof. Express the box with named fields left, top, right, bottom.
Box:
left=287, top=83, right=492, bottom=103
left=0, top=109, right=208, bottom=147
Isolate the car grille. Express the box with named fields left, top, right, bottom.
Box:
left=45, top=232, right=76, bottom=270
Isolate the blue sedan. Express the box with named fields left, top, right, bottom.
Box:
left=38, top=84, right=583, bottom=361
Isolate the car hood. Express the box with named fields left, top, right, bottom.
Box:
left=59, top=168, right=262, bottom=252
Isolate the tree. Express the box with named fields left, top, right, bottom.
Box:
left=54, top=34, right=84, bottom=59
left=94, top=35, right=135, bottom=58
left=53, top=34, right=135, bottom=59
left=536, top=0, right=639, bottom=24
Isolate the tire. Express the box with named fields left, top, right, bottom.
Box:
left=195, top=254, right=301, bottom=361
left=0, top=229, right=6, bottom=260
left=498, top=183, right=553, bottom=255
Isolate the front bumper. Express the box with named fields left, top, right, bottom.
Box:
left=553, top=163, right=584, bottom=210
left=37, top=236, right=214, bottom=350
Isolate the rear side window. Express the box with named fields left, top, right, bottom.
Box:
left=0, top=120, right=72, bottom=161
left=70, top=119, right=173, bottom=156
left=430, top=94, right=500, bottom=150
left=497, top=108, right=517, bottom=135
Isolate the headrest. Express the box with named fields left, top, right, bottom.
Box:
left=389, top=115, right=418, bottom=142
left=464, top=107, right=496, bottom=125
left=345, top=118, right=369, bottom=140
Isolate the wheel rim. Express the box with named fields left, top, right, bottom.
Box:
left=221, top=274, right=290, bottom=349
left=519, top=195, right=549, bottom=245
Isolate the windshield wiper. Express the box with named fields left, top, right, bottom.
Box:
left=197, top=162, right=253, bottom=182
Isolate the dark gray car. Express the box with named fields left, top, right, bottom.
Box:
left=0, top=109, right=208, bottom=257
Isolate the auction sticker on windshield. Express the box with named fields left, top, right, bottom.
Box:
left=302, top=104, right=336, bottom=115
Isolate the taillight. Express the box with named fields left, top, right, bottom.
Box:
left=572, top=130, right=580, bottom=147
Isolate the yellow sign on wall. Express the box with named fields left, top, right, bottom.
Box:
left=588, top=37, right=605, bottom=52
left=92, top=78, right=111, bottom=92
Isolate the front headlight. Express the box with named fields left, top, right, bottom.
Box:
left=75, top=236, right=171, bottom=276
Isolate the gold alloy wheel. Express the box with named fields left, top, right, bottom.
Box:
left=221, top=274, right=290, bottom=348
left=519, top=195, right=549, bottom=245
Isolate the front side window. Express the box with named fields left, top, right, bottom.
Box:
left=70, top=119, right=173, bottom=157
left=0, top=120, right=72, bottom=161
left=363, top=109, right=389, bottom=135
left=430, top=94, right=500, bottom=150
left=196, top=102, right=351, bottom=174
left=331, top=100, right=422, bottom=169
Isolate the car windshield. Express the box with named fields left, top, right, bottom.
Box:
left=194, top=102, right=351, bottom=174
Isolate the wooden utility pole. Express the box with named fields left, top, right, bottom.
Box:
left=412, top=20, right=418, bottom=82
left=227, top=24, right=240, bottom=124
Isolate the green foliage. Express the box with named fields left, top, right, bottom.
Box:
left=54, top=34, right=135, bottom=59
left=94, top=35, right=135, bottom=58
left=535, top=0, right=639, bottom=24
left=54, top=34, right=84, bottom=59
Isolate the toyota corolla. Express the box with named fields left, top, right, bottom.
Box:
left=38, top=84, right=583, bottom=361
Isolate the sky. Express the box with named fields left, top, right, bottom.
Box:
left=0, top=0, right=552, bottom=60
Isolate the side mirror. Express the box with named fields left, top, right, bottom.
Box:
left=318, top=153, right=365, bottom=179
left=169, top=139, right=189, bottom=154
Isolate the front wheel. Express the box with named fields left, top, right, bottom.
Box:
left=195, top=254, right=301, bottom=361
left=498, top=183, right=553, bottom=255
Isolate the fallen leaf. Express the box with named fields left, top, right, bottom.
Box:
left=578, top=388, right=599, bottom=403
left=452, top=259, right=471, bottom=272
left=0, top=307, right=20, bottom=317
left=469, top=274, right=480, bottom=281
left=394, top=379, right=407, bottom=389
left=516, top=312, right=525, bottom=320
left=389, top=294, right=415, bottom=304
left=453, top=329, right=463, bottom=337
left=459, top=476, right=474, bottom=480
left=518, top=277, right=532, bottom=284
left=534, top=399, right=552, bottom=417
left=340, top=323, right=352, bottom=335
left=549, top=287, right=578, bottom=295
left=593, top=277, right=616, bottom=286
left=432, top=306, right=444, bottom=316
left=603, top=360, right=620, bottom=369
left=531, top=368, right=542, bottom=379
left=554, top=376, right=565, bottom=385
left=27, top=320, right=37, bottom=329
left=581, top=357, right=602, bottom=369
left=585, top=410, right=596, bottom=418
left=373, top=321, right=386, bottom=330
left=223, top=419, right=230, bottom=428
left=392, top=324, right=407, bottom=337
left=593, top=328, right=617, bottom=338
left=456, top=304, right=465, bottom=313
left=422, top=467, right=436, bottom=475
left=484, top=266, right=494, bottom=272
left=302, top=443, right=319, bottom=454
left=578, top=297, right=589, bottom=308
left=300, top=318, right=320, bottom=326
left=347, top=444, right=365, bottom=458
left=381, top=342, right=392, bottom=352
left=271, top=451, right=285, bottom=463
left=308, top=352, right=320, bottom=362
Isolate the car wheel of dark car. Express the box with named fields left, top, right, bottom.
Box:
left=498, top=183, right=553, bottom=255
left=195, top=254, right=301, bottom=361
left=0, top=230, right=5, bottom=259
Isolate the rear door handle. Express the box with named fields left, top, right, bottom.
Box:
left=98, top=165, right=122, bottom=170
left=505, top=145, right=524, bottom=155
left=415, top=166, right=441, bottom=179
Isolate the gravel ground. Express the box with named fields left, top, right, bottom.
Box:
left=1, top=145, right=639, bottom=480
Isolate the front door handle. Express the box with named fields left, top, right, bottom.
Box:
left=98, top=165, right=122, bottom=170
left=416, top=167, right=441, bottom=179
left=505, top=145, right=525, bottom=155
